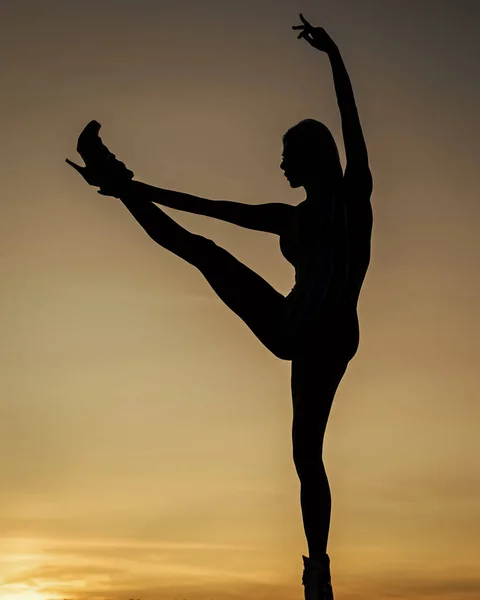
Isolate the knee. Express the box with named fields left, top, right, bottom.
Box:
left=293, top=457, right=327, bottom=483
left=292, top=444, right=325, bottom=481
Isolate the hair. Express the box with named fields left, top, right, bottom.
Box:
left=282, top=119, right=343, bottom=188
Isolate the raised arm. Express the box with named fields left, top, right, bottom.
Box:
left=293, top=15, right=373, bottom=285
left=327, top=47, right=370, bottom=176
left=293, top=14, right=372, bottom=183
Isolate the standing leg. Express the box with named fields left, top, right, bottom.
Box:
left=292, top=354, right=348, bottom=558
left=291, top=348, right=350, bottom=600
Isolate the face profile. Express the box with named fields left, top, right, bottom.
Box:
left=281, top=142, right=305, bottom=188
left=281, top=119, right=343, bottom=194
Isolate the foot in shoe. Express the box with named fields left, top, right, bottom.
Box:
left=66, top=120, right=134, bottom=191
left=302, top=555, right=334, bottom=600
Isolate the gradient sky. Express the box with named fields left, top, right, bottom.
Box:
left=1, top=1, right=479, bottom=599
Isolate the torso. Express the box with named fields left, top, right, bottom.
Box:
left=279, top=174, right=373, bottom=352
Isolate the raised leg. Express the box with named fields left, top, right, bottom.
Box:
left=119, top=193, right=294, bottom=360
left=68, top=121, right=295, bottom=359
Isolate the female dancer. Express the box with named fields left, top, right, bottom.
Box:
left=66, top=14, right=373, bottom=600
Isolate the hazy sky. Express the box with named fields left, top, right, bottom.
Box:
left=1, top=1, right=479, bottom=599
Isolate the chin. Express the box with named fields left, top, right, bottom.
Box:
left=284, top=173, right=304, bottom=188
left=288, top=179, right=303, bottom=188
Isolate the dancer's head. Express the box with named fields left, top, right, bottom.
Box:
left=281, top=119, right=343, bottom=193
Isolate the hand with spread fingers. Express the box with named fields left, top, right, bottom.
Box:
left=66, top=120, right=134, bottom=197
left=292, top=13, right=338, bottom=54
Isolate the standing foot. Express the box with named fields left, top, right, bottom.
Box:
left=302, top=554, right=334, bottom=600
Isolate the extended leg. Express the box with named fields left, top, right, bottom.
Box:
left=67, top=121, right=293, bottom=358
left=119, top=192, right=293, bottom=360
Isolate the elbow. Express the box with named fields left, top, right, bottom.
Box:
left=345, top=162, right=373, bottom=189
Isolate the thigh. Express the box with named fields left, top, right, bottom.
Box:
left=290, top=306, right=358, bottom=420
left=291, top=352, right=349, bottom=418
left=192, top=236, right=294, bottom=360
left=291, top=353, right=349, bottom=459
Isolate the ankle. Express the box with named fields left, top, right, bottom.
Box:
left=304, top=552, right=329, bottom=560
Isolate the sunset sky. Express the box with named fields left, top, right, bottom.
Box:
left=1, top=1, right=479, bottom=599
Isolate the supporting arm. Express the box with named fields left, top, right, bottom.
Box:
left=107, top=179, right=294, bottom=236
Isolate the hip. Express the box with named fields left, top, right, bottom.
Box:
left=292, top=302, right=359, bottom=358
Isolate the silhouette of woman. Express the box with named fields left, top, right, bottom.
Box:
left=66, top=14, right=373, bottom=600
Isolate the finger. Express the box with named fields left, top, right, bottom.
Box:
left=298, top=30, right=311, bottom=40
left=292, top=25, right=304, bottom=30
left=98, top=188, right=121, bottom=198
left=65, top=158, right=85, bottom=174
left=297, top=30, right=314, bottom=45
left=299, top=13, right=313, bottom=28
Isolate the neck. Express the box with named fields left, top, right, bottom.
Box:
left=303, top=186, right=335, bottom=223
left=304, top=178, right=335, bottom=200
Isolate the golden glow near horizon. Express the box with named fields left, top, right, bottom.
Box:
left=0, top=588, right=66, bottom=600
left=1, top=1, right=479, bottom=599
left=1, top=591, right=48, bottom=600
